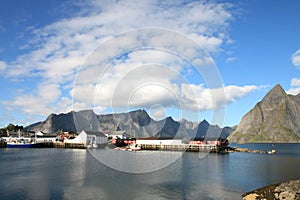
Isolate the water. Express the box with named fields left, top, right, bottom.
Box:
left=0, top=144, right=299, bottom=200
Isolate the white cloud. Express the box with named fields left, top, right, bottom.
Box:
left=3, top=81, right=70, bottom=116
left=291, top=78, right=300, bottom=87
left=0, top=61, right=6, bottom=71
left=180, top=84, right=258, bottom=111
left=226, top=57, right=237, bottom=63
left=3, top=0, right=240, bottom=117
left=287, top=78, right=300, bottom=95
left=291, top=49, right=300, bottom=67
left=72, top=49, right=258, bottom=112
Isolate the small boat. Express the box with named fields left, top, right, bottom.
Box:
left=268, top=144, right=276, bottom=154
left=268, top=149, right=276, bottom=154
left=87, top=143, right=98, bottom=149
left=114, top=144, right=141, bottom=151
left=114, top=147, right=127, bottom=151
left=128, top=144, right=141, bottom=151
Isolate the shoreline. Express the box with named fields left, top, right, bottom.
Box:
left=243, top=179, right=300, bottom=200
left=231, top=142, right=300, bottom=144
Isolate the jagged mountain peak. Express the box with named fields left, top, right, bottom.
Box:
left=199, top=119, right=209, bottom=126
left=229, top=84, right=300, bottom=143
left=262, top=84, right=286, bottom=105
left=25, top=109, right=233, bottom=139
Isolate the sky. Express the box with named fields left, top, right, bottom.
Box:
left=0, top=0, right=300, bottom=128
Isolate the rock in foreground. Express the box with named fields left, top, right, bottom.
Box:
left=243, top=179, right=300, bottom=200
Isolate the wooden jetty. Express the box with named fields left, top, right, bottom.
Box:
left=139, top=144, right=222, bottom=152
left=53, top=142, right=85, bottom=149
left=0, top=141, right=7, bottom=148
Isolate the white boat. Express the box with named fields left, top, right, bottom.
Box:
left=128, top=144, right=141, bottom=151
left=87, top=143, right=98, bottom=149
left=114, top=144, right=141, bottom=151
left=268, top=149, right=276, bottom=154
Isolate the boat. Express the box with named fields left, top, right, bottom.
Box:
left=87, top=143, right=98, bottom=149
left=114, top=144, right=141, bottom=151
left=6, top=130, right=40, bottom=148
left=268, top=149, right=276, bottom=154
left=128, top=144, right=141, bottom=151
left=6, top=138, right=39, bottom=148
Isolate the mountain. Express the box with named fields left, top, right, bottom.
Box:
left=229, top=84, right=300, bottom=143
left=25, top=109, right=233, bottom=139
left=25, top=110, right=100, bottom=133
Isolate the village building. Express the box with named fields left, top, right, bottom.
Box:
left=65, top=130, right=107, bottom=148
left=34, top=131, right=58, bottom=143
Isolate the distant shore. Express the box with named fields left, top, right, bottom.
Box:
left=230, top=142, right=300, bottom=144
left=243, top=179, right=300, bottom=200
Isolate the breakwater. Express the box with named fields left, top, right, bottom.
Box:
left=227, top=146, right=276, bottom=154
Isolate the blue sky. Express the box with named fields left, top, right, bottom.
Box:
left=0, top=0, right=300, bottom=128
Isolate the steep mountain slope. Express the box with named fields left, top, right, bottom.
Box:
left=25, top=109, right=233, bottom=139
left=229, top=84, right=300, bottom=143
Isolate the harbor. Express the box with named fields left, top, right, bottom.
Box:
left=0, top=143, right=297, bottom=200
left=0, top=137, right=276, bottom=154
left=0, top=130, right=276, bottom=154
left=0, top=140, right=224, bottom=152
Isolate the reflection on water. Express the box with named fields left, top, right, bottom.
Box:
left=0, top=143, right=299, bottom=200
left=89, top=149, right=183, bottom=173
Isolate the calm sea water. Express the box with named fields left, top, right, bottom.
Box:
left=0, top=143, right=299, bottom=200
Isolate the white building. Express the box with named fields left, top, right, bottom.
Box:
left=65, top=130, right=107, bottom=147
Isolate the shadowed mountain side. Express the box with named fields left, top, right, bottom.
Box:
left=25, top=109, right=234, bottom=139
left=229, top=84, right=300, bottom=143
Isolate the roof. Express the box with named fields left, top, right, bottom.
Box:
left=83, top=131, right=106, bottom=137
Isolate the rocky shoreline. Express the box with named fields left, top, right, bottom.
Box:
left=243, top=179, right=300, bottom=200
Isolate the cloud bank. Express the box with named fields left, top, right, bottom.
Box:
left=1, top=0, right=258, bottom=122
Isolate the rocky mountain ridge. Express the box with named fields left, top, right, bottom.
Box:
left=25, top=109, right=232, bottom=139
left=229, top=84, right=300, bottom=143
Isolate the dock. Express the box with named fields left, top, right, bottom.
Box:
left=53, top=142, right=85, bottom=149
left=39, top=142, right=86, bottom=149
left=39, top=142, right=85, bottom=149
left=0, top=141, right=6, bottom=148
left=139, top=144, right=223, bottom=152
